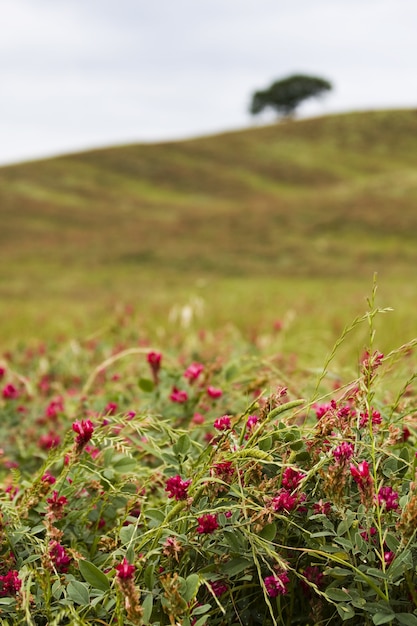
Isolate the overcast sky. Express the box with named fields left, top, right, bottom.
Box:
left=2, top=0, right=417, bottom=165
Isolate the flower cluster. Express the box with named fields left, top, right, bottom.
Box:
left=165, top=475, right=191, bottom=500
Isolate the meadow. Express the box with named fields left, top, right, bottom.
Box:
left=0, top=111, right=417, bottom=624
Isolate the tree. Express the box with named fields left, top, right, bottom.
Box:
left=250, top=74, right=332, bottom=118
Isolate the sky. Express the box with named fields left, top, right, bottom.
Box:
left=1, top=0, right=417, bottom=165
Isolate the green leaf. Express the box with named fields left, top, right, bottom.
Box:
left=113, top=456, right=137, bottom=473
left=396, top=613, right=417, bottom=625
left=193, top=616, right=209, bottom=626
left=138, top=377, right=155, bottom=392
left=325, top=587, right=351, bottom=602
left=373, top=612, right=396, bottom=625
left=192, top=604, right=211, bottom=616
left=223, top=558, right=251, bottom=577
left=145, top=508, right=165, bottom=527
left=79, top=560, right=110, bottom=592
left=183, top=574, right=200, bottom=602
left=142, top=593, right=153, bottom=623
left=336, top=603, right=355, bottom=621
left=67, top=581, right=90, bottom=605
left=173, top=434, right=191, bottom=456
left=259, top=522, right=277, bottom=542
left=144, top=563, right=156, bottom=590
left=258, top=436, right=272, bottom=451
left=120, top=524, right=138, bottom=545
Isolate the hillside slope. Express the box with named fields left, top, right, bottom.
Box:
left=1, top=110, right=417, bottom=298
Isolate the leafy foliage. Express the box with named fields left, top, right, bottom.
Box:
left=250, top=73, right=332, bottom=117
left=1, top=291, right=417, bottom=624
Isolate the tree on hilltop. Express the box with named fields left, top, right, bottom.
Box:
left=250, top=73, right=332, bottom=118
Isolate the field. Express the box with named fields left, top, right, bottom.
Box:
left=1, top=111, right=417, bottom=624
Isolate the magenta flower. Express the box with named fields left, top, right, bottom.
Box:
left=184, top=362, right=204, bottom=382
left=301, top=566, right=325, bottom=597
left=196, top=513, right=219, bottom=534
left=281, top=467, right=305, bottom=490
left=72, top=419, right=94, bottom=447
left=116, top=557, right=136, bottom=580
left=2, top=383, right=19, bottom=400
left=350, top=461, right=374, bottom=503
left=378, top=486, right=399, bottom=511
left=38, top=432, right=61, bottom=450
left=49, top=541, right=71, bottom=573
left=147, top=351, right=162, bottom=384
left=165, top=475, right=191, bottom=500
left=271, top=488, right=299, bottom=512
left=170, top=387, right=188, bottom=403
left=0, top=570, right=21, bottom=597
left=41, top=472, right=56, bottom=485
left=313, top=500, right=332, bottom=515
left=333, top=442, right=354, bottom=463
left=207, top=386, right=222, bottom=399
left=46, top=490, right=68, bottom=516
left=384, top=551, right=395, bottom=565
left=213, top=415, right=231, bottom=431
left=360, top=409, right=382, bottom=428
left=264, top=572, right=290, bottom=597
left=246, top=415, right=259, bottom=430
left=211, top=580, right=228, bottom=596
left=211, top=461, right=235, bottom=480
left=350, top=460, right=370, bottom=484
left=104, top=402, right=118, bottom=416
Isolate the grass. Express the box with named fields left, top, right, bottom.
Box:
left=0, top=109, right=417, bottom=349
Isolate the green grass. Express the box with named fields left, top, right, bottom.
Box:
left=0, top=109, right=417, bottom=347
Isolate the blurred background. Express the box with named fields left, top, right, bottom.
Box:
left=1, top=0, right=417, bottom=352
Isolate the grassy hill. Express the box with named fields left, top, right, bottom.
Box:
left=1, top=109, right=417, bottom=341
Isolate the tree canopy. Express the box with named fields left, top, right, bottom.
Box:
left=250, top=74, right=332, bottom=118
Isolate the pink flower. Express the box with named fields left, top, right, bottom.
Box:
left=45, top=397, right=64, bottom=420
left=184, top=362, right=204, bottom=382
left=211, top=580, right=228, bottom=596
left=350, top=461, right=374, bottom=502
left=271, top=489, right=299, bottom=512
left=207, top=386, right=222, bottom=399
left=104, top=402, right=118, bottom=416
left=46, top=490, right=68, bottom=520
left=246, top=415, right=259, bottom=430
left=2, top=384, right=19, bottom=400
left=38, top=432, right=61, bottom=450
left=0, top=570, right=21, bottom=597
left=116, top=557, right=135, bottom=580
left=49, top=541, right=71, bottom=573
left=72, top=419, right=94, bottom=447
left=213, top=415, right=231, bottom=431
left=196, top=513, right=219, bottom=534
left=384, top=551, right=395, bottom=565
left=192, top=412, right=205, bottom=425
left=264, top=572, right=290, bottom=597
left=41, top=472, right=56, bottom=485
left=147, top=351, right=162, bottom=384
left=314, top=403, right=332, bottom=419
left=360, top=409, right=382, bottom=428
left=313, top=500, right=332, bottom=515
left=211, top=461, right=235, bottom=480
left=333, top=442, right=354, bottom=463
left=281, top=467, right=305, bottom=490
left=378, top=486, right=399, bottom=511
left=170, top=387, right=188, bottom=403
left=165, top=475, right=191, bottom=500
left=350, top=460, right=370, bottom=484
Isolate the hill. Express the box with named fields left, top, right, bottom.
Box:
left=1, top=109, right=417, bottom=339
